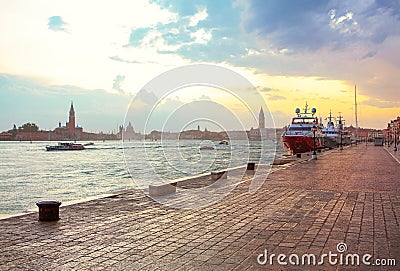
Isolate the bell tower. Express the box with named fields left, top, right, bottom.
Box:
left=68, top=101, right=75, bottom=131
left=259, top=106, right=265, bottom=129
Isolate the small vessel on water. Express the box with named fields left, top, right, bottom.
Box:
left=281, top=103, right=324, bottom=154
left=199, top=146, right=215, bottom=150
left=46, top=142, right=85, bottom=151
left=219, top=140, right=229, bottom=145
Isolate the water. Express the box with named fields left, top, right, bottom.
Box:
left=0, top=140, right=283, bottom=217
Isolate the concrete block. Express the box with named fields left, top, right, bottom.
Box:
left=211, top=171, right=227, bottom=180
left=149, top=183, right=176, bottom=196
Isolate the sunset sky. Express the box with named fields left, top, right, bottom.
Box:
left=1, top=0, right=399, bottom=132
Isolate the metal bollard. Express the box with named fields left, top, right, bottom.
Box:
left=247, top=162, right=255, bottom=170
left=36, top=201, right=61, bottom=221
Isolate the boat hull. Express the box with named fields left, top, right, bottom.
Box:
left=323, top=137, right=339, bottom=149
left=281, top=135, right=324, bottom=154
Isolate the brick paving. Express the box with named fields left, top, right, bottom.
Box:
left=0, top=144, right=399, bottom=270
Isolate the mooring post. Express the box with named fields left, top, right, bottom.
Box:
left=247, top=163, right=255, bottom=170
left=36, top=201, right=61, bottom=221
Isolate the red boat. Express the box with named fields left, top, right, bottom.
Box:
left=281, top=103, right=324, bottom=154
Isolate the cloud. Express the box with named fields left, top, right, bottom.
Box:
left=257, top=87, right=285, bottom=101
left=190, top=28, right=212, bottom=44
left=362, top=50, right=377, bottom=59
left=128, top=27, right=154, bottom=47
left=362, top=99, right=400, bottom=109
left=0, top=0, right=399, bottom=130
left=48, top=16, right=67, bottom=32
left=127, top=14, right=213, bottom=53
left=199, top=94, right=212, bottom=100
left=0, top=1, right=179, bottom=91
left=240, top=0, right=331, bottom=52
left=124, top=1, right=246, bottom=63
left=0, top=74, right=129, bottom=132
left=257, top=86, right=271, bottom=93
left=112, top=75, right=125, bottom=93
left=188, top=7, right=208, bottom=27
left=267, top=95, right=286, bottom=101
left=240, top=0, right=400, bottom=52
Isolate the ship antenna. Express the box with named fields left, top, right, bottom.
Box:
left=355, top=84, right=359, bottom=144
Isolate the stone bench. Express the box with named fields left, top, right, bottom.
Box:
left=211, top=171, right=227, bottom=180
left=149, top=183, right=177, bottom=196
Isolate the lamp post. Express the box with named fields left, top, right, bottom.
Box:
left=312, top=125, right=317, bottom=160
left=394, top=126, right=398, bottom=152
left=339, top=130, right=343, bottom=150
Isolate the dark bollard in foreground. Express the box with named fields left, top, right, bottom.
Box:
left=36, top=201, right=61, bottom=221
left=296, top=153, right=302, bottom=158
left=247, top=163, right=255, bottom=170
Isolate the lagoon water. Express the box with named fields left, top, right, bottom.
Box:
left=0, top=140, right=283, bottom=217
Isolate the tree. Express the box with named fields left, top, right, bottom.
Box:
left=18, top=123, right=39, bottom=132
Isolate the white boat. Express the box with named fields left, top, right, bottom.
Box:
left=46, top=142, right=85, bottom=151
left=322, top=112, right=351, bottom=148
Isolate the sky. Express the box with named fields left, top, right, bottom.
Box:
left=1, top=0, right=399, bottom=133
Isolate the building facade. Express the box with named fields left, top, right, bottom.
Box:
left=54, top=102, right=84, bottom=140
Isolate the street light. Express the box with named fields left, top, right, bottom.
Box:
left=339, top=130, right=343, bottom=150
left=312, top=125, right=317, bottom=160
left=394, top=126, right=398, bottom=152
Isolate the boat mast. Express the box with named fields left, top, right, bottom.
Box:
left=355, top=85, right=359, bottom=143
left=304, top=102, right=308, bottom=114
left=337, top=112, right=344, bottom=130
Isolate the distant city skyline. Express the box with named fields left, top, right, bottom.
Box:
left=0, top=86, right=392, bottom=134
left=1, top=1, right=399, bottom=131
left=0, top=99, right=271, bottom=134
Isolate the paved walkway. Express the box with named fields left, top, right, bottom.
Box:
left=1, top=144, right=399, bottom=270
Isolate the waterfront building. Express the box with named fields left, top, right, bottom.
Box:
left=3, top=101, right=119, bottom=141
left=54, top=102, right=83, bottom=140
left=386, top=116, right=400, bottom=145
left=259, top=106, right=265, bottom=129
left=248, top=107, right=275, bottom=140
left=122, top=122, right=143, bottom=140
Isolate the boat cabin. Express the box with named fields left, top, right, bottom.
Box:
left=291, top=117, right=318, bottom=125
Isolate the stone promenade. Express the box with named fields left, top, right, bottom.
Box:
left=1, top=144, right=399, bottom=270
